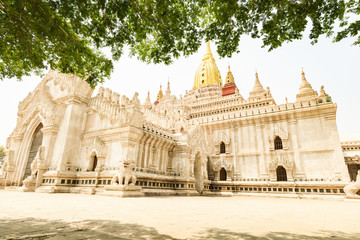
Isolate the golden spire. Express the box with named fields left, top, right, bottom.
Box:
left=203, top=41, right=213, bottom=60
left=225, top=64, right=234, bottom=84
left=193, top=41, right=222, bottom=89
left=156, top=85, right=163, bottom=101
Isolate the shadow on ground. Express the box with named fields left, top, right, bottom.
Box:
left=0, top=218, right=359, bottom=240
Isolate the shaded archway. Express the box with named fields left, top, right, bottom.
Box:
left=220, top=168, right=227, bottom=181
left=194, top=152, right=203, bottom=193
left=91, top=155, right=98, bottom=171
left=276, top=166, right=287, bottom=181
left=23, top=123, right=43, bottom=180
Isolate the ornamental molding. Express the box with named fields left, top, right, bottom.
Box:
left=269, top=153, right=294, bottom=170
left=268, top=123, right=289, bottom=150
left=269, top=123, right=288, bottom=140
left=187, top=125, right=208, bottom=157
left=89, top=90, right=143, bottom=127
left=213, top=157, right=232, bottom=171
left=86, top=137, right=107, bottom=158
left=215, top=130, right=231, bottom=145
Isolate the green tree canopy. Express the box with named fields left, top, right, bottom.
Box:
left=1, top=0, right=359, bottom=87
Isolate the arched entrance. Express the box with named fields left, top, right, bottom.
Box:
left=276, top=166, right=287, bottom=181
left=194, top=152, right=204, bottom=193
left=220, top=168, right=227, bottom=181
left=91, top=155, right=98, bottom=171
left=23, top=123, right=43, bottom=180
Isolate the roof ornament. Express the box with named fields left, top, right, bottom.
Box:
left=203, top=41, right=213, bottom=60
left=166, top=78, right=171, bottom=97
left=156, top=85, right=163, bottom=101
left=142, top=91, right=152, bottom=109
left=296, top=68, right=318, bottom=102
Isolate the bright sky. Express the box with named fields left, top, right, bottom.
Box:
left=1, top=34, right=359, bottom=146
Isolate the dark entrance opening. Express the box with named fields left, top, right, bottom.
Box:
left=24, top=123, right=43, bottom=180
left=220, top=168, right=227, bottom=181
left=92, top=155, right=98, bottom=171
left=276, top=166, right=287, bottom=181
left=220, top=142, right=226, bottom=154
left=347, top=164, right=360, bottom=181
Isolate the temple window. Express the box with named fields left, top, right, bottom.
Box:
left=276, top=166, right=287, bottom=181
left=274, top=136, right=283, bottom=150
left=220, top=141, right=226, bottom=154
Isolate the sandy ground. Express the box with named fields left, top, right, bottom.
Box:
left=0, top=191, right=360, bottom=239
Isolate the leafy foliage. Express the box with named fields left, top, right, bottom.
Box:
left=0, top=0, right=359, bottom=87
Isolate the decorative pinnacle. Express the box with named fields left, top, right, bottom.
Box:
left=206, top=41, right=211, bottom=53
left=203, top=41, right=213, bottom=60
left=301, top=68, right=307, bottom=81
left=166, top=79, right=171, bottom=95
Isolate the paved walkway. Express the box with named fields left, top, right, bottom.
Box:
left=0, top=191, right=359, bottom=239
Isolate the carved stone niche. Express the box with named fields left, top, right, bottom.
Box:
left=268, top=154, right=294, bottom=182
left=212, top=157, right=232, bottom=181
left=214, top=131, right=231, bottom=155
left=268, top=123, right=289, bottom=151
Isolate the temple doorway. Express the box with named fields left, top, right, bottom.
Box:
left=23, top=123, right=43, bottom=180
left=92, top=155, right=98, bottom=171
left=276, top=166, right=287, bottom=181
left=220, top=168, right=227, bottom=181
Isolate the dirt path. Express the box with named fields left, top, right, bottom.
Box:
left=0, top=191, right=359, bottom=239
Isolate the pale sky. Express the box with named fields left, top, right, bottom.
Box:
left=1, top=34, right=359, bottom=146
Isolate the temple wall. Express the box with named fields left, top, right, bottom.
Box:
left=204, top=104, right=349, bottom=181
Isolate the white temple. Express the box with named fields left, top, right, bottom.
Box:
left=0, top=43, right=353, bottom=197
